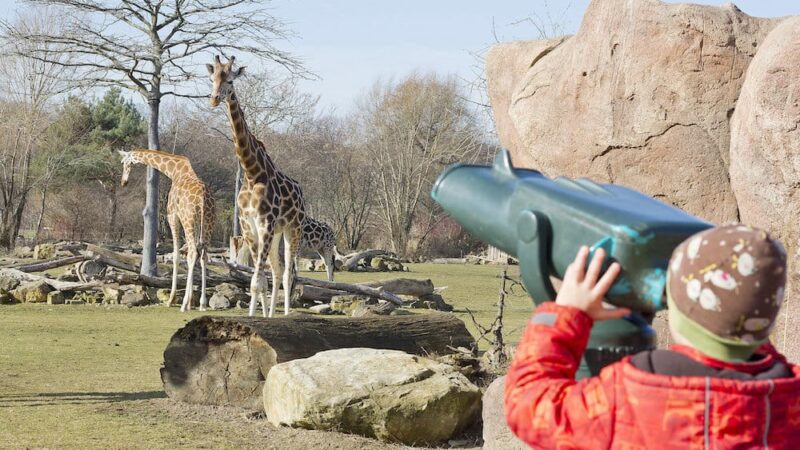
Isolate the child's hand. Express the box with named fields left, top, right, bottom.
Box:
left=555, top=246, right=631, bottom=321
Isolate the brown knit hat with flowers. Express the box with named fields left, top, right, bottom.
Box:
left=667, top=224, right=787, bottom=361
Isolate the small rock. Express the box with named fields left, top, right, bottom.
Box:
left=46, top=291, right=65, bottom=305
left=0, top=275, right=20, bottom=292
left=330, top=294, right=375, bottom=315
left=33, top=243, right=56, bottom=260
left=66, top=299, right=86, bottom=305
left=102, top=286, right=123, bottom=305
left=236, top=299, right=249, bottom=309
left=156, top=288, right=172, bottom=305
left=208, top=292, right=231, bottom=310
left=56, top=272, right=79, bottom=282
left=13, top=246, right=33, bottom=258
left=121, top=291, right=149, bottom=307
left=309, top=304, right=334, bottom=315
left=10, top=281, right=52, bottom=303
left=370, top=257, right=388, bottom=271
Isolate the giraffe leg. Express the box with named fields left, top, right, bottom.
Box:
left=267, top=232, right=284, bottom=318
left=239, top=215, right=258, bottom=268
left=199, top=247, right=209, bottom=311
left=282, top=229, right=302, bottom=316
left=322, top=247, right=335, bottom=282
left=167, top=215, right=180, bottom=306
left=250, top=221, right=275, bottom=318
left=182, top=240, right=197, bottom=313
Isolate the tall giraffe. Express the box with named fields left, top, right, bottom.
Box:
left=207, top=55, right=306, bottom=317
left=119, top=149, right=216, bottom=312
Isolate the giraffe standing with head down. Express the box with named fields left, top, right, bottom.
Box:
left=207, top=55, right=306, bottom=317
left=118, top=149, right=216, bottom=311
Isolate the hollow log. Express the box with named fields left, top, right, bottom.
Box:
left=160, top=313, right=476, bottom=410
left=9, top=255, right=89, bottom=273
left=359, top=278, right=434, bottom=297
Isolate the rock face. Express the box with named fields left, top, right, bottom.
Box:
left=482, top=376, right=527, bottom=450
left=729, top=17, right=800, bottom=361
left=209, top=283, right=247, bottom=310
left=486, top=0, right=779, bottom=224
left=263, top=348, right=482, bottom=445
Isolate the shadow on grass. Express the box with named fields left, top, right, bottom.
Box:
left=0, top=390, right=167, bottom=408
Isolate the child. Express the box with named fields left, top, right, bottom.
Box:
left=505, top=225, right=800, bottom=448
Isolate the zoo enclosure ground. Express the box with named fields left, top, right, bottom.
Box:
left=0, top=263, right=532, bottom=449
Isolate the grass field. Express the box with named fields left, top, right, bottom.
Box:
left=0, top=263, right=533, bottom=449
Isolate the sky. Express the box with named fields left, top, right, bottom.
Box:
left=2, top=0, right=800, bottom=114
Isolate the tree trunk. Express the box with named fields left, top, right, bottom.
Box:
left=233, top=163, right=242, bottom=236
left=160, top=314, right=475, bottom=410
left=141, top=98, right=161, bottom=276
left=10, top=255, right=89, bottom=272
left=33, top=185, right=48, bottom=244
left=106, top=185, right=118, bottom=242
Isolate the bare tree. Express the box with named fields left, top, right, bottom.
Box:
left=3, top=0, right=303, bottom=274
left=357, top=73, right=483, bottom=256
left=0, top=9, right=75, bottom=248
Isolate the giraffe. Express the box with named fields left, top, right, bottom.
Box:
left=298, top=217, right=338, bottom=282
left=207, top=55, right=306, bottom=318
left=118, top=149, right=216, bottom=312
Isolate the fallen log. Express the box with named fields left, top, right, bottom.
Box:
left=226, top=262, right=404, bottom=305
left=9, top=255, right=89, bottom=273
left=359, top=278, right=434, bottom=297
left=429, top=258, right=468, bottom=264
left=0, top=268, right=100, bottom=292
left=298, top=277, right=404, bottom=305
left=160, top=314, right=476, bottom=410
left=294, top=284, right=347, bottom=303
left=107, top=271, right=249, bottom=290
left=343, top=249, right=394, bottom=271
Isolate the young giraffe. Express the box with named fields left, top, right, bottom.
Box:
left=119, top=149, right=216, bottom=312
left=298, top=217, right=338, bottom=282
left=231, top=217, right=337, bottom=281
left=207, top=55, right=305, bottom=317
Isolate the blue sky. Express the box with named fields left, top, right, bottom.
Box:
left=2, top=0, right=800, bottom=114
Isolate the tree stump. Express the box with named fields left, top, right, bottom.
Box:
left=160, top=314, right=475, bottom=410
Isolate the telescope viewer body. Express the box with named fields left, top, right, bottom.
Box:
left=432, top=150, right=713, bottom=376
left=432, top=150, right=712, bottom=313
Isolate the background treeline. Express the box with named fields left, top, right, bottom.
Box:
left=3, top=73, right=494, bottom=258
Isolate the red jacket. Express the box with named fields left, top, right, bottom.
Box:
left=505, top=302, right=800, bottom=449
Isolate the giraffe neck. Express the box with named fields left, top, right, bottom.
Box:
left=131, top=150, right=193, bottom=180
left=225, top=91, right=276, bottom=182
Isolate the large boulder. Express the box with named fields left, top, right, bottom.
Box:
left=0, top=274, right=20, bottom=292
left=482, top=376, right=527, bottom=450
left=486, top=0, right=779, bottom=224
left=729, top=17, right=800, bottom=361
left=264, top=348, right=481, bottom=445
left=10, top=281, right=52, bottom=303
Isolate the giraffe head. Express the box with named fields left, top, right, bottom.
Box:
left=206, top=55, right=246, bottom=108
left=118, top=150, right=138, bottom=187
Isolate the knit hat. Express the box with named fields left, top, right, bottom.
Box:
left=667, top=224, right=787, bottom=361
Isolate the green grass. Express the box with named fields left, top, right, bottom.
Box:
left=0, top=263, right=534, bottom=449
